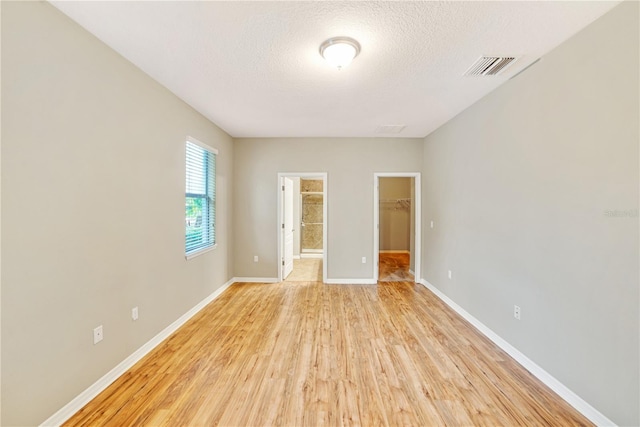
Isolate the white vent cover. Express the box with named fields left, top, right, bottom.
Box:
left=375, top=125, right=406, bottom=134
left=464, top=56, right=518, bottom=76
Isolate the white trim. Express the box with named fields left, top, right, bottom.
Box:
left=300, top=253, right=323, bottom=259
left=186, top=135, right=218, bottom=155
left=233, top=277, right=279, bottom=283
left=418, top=279, right=616, bottom=427
left=324, top=278, right=377, bottom=285
left=409, top=269, right=415, bottom=276
left=374, top=173, right=421, bottom=283
left=379, top=250, right=410, bottom=254
left=277, top=173, right=328, bottom=283
left=185, top=244, right=216, bottom=260
left=293, top=255, right=301, bottom=260
left=40, top=278, right=236, bottom=427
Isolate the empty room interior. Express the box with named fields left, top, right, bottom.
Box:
left=1, top=1, right=639, bottom=426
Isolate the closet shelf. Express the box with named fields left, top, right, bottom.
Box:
left=380, top=198, right=412, bottom=210
left=380, top=198, right=411, bottom=203
left=301, top=191, right=323, bottom=195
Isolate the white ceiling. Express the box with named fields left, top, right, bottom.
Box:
left=50, top=1, right=620, bottom=138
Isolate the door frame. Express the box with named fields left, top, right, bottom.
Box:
left=282, top=177, right=294, bottom=279
left=277, top=172, right=328, bottom=282
left=373, top=172, right=421, bottom=282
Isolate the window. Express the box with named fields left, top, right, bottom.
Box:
left=185, top=137, right=217, bottom=258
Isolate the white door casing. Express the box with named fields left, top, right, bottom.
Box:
left=283, top=177, right=294, bottom=279
left=277, top=172, right=327, bottom=283
left=373, top=173, right=421, bottom=282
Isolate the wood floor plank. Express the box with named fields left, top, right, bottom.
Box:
left=64, top=281, right=593, bottom=427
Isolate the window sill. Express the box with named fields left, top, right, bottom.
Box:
left=185, top=244, right=217, bottom=260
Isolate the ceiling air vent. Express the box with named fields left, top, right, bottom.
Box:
left=464, top=56, right=517, bottom=76
left=375, top=125, right=406, bottom=134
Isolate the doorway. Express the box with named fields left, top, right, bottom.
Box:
left=373, top=173, right=421, bottom=282
left=278, top=173, right=327, bottom=282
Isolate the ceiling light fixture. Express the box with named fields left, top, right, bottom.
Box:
left=319, top=37, right=361, bottom=70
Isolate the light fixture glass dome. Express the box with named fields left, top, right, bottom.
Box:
left=319, top=37, right=361, bottom=70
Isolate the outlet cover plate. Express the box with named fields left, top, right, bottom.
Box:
left=93, top=325, right=103, bottom=344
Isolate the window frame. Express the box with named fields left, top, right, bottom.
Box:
left=185, top=136, right=218, bottom=260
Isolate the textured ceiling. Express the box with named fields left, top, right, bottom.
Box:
left=50, top=1, right=620, bottom=138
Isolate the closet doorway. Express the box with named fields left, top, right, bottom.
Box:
left=373, top=173, right=421, bottom=282
left=277, top=173, right=327, bottom=283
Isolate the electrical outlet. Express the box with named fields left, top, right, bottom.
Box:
left=448, top=270, right=452, bottom=279
left=132, top=306, right=139, bottom=321
left=93, top=325, right=103, bottom=344
left=514, top=305, right=521, bottom=320
left=254, top=255, right=259, bottom=263
left=361, top=257, right=367, bottom=264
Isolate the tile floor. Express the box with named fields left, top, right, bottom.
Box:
left=284, top=258, right=323, bottom=281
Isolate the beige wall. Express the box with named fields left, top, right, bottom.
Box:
left=421, top=2, right=639, bottom=425
left=379, top=177, right=411, bottom=251
left=2, top=1, right=638, bottom=426
left=0, top=3, right=3, bottom=423
left=233, top=138, right=422, bottom=280
left=1, top=2, right=234, bottom=425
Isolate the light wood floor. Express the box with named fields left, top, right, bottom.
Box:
left=379, top=252, right=414, bottom=282
left=65, top=281, right=592, bottom=426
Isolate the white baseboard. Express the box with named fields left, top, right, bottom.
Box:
left=40, top=278, right=236, bottom=427
left=42, top=276, right=611, bottom=426
left=300, top=253, right=323, bottom=259
left=409, top=269, right=415, bottom=276
left=379, top=250, right=410, bottom=254
left=418, top=279, right=616, bottom=427
left=324, top=278, right=377, bottom=285
left=293, top=255, right=301, bottom=260
left=233, top=277, right=279, bottom=283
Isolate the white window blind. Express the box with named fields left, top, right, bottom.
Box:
left=185, top=138, right=216, bottom=257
